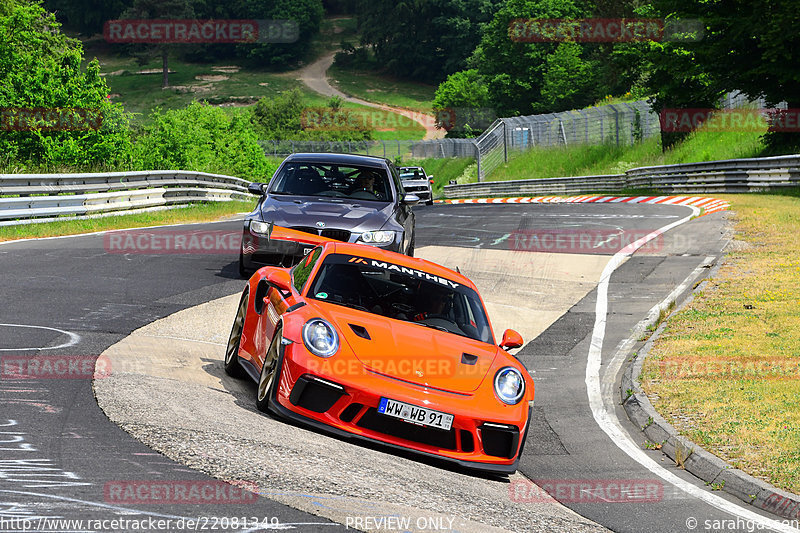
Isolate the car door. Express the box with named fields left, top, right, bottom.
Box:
left=388, top=163, right=415, bottom=252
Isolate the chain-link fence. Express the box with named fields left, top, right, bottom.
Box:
left=259, top=92, right=769, bottom=182
left=258, top=139, right=478, bottom=161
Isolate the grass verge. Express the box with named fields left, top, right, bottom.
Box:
left=641, top=192, right=800, bottom=493
left=487, top=121, right=768, bottom=182
left=328, top=64, right=436, bottom=114
left=0, top=201, right=255, bottom=242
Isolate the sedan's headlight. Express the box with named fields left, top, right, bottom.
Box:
left=494, top=367, right=525, bottom=405
left=302, top=318, right=339, bottom=358
left=358, top=230, right=395, bottom=244
left=250, top=220, right=272, bottom=237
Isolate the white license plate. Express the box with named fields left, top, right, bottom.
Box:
left=378, top=398, right=454, bottom=431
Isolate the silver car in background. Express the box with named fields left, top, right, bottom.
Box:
left=399, top=166, right=434, bottom=205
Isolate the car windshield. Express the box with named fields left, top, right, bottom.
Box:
left=307, top=253, right=494, bottom=344
left=270, top=162, right=392, bottom=202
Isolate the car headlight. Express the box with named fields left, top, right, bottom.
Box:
left=250, top=220, right=272, bottom=237
left=358, top=230, right=395, bottom=244
left=302, top=318, right=339, bottom=358
left=494, top=367, right=525, bottom=405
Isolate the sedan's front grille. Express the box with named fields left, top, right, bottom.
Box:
left=321, top=229, right=351, bottom=242
left=290, top=226, right=318, bottom=236
left=288, top=226, right=351, bottom=242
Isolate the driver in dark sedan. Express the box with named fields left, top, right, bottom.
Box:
left=349, top=171, right=384, bottom=199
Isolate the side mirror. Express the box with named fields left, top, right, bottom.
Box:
left=428, top=174, right=434, bottom=183
left=247, top=182, right=265, bottom=196
left=266, top=268, right=292, bottom=293
left=500, top=329, right=523, bottom=351
left=402, top=193, right=420, bottom=206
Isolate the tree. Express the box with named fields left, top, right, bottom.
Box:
left=191, top=0, right=324, bottom=69
left=649, top=0, right=800, bottom=150
left=540, top=42, right=594, bottom=110
left=43, top=0, right=131, bottom=34
left=356, top=0, right=502, bottom=82
left=0, top=0, right=131, bottom=167
left=470, top=0, right=583, bottom=116
left=120, top=0, right=195, bottom=88
left=432, top=69, right=492, bottom=137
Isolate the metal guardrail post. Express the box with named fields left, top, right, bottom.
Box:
left=503, top=121, right=508, bottom=163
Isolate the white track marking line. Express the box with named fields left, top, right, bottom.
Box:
left=0, top=324, right=80, bottom=351
left=585, top=206, right=799, bottom=533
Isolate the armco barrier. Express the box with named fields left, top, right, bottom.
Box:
left=443, top=154, right=800, bottom=198
left=0, top=170, right=258, bottom=225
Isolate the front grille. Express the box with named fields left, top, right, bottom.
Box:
left=404, top=185, right=427, bottom=192
left=287, top=226, right=350, bottom=242
left=321, top=229, right=351, bottom=242
left=357, top=408, right=457, bottom=450
left=289, top=226, right=318, bottom=236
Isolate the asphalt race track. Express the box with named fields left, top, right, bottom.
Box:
left=1, top=201, right=796, bottom=533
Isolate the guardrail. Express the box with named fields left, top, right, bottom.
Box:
left=0, top=170, right=258, bottom=225
left=443, top=154, right=800, bottom=198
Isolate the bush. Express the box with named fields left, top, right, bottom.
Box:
left=0, top=1, right=133, bottom=168
left=134, top=103, right=274, bottom=180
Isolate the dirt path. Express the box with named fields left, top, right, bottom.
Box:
left=297, top=52, right=445, bottom=140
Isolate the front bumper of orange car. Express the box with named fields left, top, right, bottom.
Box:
left=267, top=342, right=532, bottom=474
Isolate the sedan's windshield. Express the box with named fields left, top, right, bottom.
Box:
left=270, top=163, right=392, bottom=202
left=307, top=253, right=494, bottom=344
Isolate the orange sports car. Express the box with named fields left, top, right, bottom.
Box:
left=224, top=240, right=534, bottom=474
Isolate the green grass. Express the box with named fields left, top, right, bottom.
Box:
left=328, top=64, right=436, bottom=114
left=642, top=193, right=800, bottom=493
left=487, top=121, right=768, bottom=182
left=90, top=51, right=424, bottom=139
left=0, top=201, right=255, bottom=241
left=309, top=16, right=359, bottom=57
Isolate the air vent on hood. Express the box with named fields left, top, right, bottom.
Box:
left=349, top=324, right=371, bottom=340
left=461, top=353, right=478, bottom=366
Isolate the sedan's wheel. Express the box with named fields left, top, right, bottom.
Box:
left=255, top=326, right=282, bottom=413
left=238, top=251, right=248, bottom=278
left=223, top=291, right=248, bottom=378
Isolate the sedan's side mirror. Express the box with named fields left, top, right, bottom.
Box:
left=402, top=193, right=420, bottom=206
left=248, top=182, right=265, bottom=196
left=500, top=329, right=523, bottom=351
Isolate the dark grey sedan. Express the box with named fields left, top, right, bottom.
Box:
left=239, top=153, right=418, bottom=276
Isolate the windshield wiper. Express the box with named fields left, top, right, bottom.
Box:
left=412, top=321, right=449, bottom=333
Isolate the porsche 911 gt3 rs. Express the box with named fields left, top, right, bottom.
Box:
left=224, top=241, right=533, bottom=474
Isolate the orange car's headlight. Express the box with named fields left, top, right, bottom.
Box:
left=302, top=318, right=339, bottom=358
left=494, top=367, right=525, bottom=405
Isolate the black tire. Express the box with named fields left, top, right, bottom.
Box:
left=238, top=251, right=248, bottom=279
left=223, top=291, right=248, bottom=379
left=426, top=198, right=434, bottom=206
left=255, top=326, right=282, bottom=413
